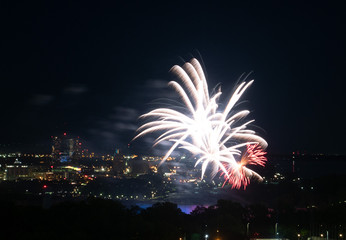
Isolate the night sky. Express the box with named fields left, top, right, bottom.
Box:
left=1, top=1, right=345, bottom=154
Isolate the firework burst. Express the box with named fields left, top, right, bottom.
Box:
left=134, top=58, right=267, bottom=189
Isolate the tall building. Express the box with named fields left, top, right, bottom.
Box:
left=51, top=133, right=83, bottom=162
left=113, top=150, right=125, bottom=176
left=51, top=136, right=62, bottom=161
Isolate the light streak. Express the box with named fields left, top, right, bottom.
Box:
left=134, top=58, right=267, bottom=189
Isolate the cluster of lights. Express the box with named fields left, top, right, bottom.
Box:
left=0, top=153, right=22, bottom=158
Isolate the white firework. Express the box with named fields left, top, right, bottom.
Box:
left=134, top=58, right=267, bottom=187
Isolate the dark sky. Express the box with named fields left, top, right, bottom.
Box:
left=1, top=1, right=345, bottom=154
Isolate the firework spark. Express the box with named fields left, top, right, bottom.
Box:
left=134, top=58, right=267, bottom=189
left=241, top=144, right=267, bottom=167
left=222, top=144, right=267, bottom=189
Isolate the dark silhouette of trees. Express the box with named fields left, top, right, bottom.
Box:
left=0, top=191, right=345, bottom=240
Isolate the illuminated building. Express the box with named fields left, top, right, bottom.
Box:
left=51, top=133, right=83, bottom=162
left=31, top=166, right=82, bottom=181
left=51, top=135, right=61, bottom=160
left=52, top=166, right=82, bottom=181
left=5, top=158, right=30, bottom=180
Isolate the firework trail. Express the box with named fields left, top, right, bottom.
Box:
left=134, top=58, right=267, bottom=189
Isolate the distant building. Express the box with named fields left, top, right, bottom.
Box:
left=6, top=158, right=31, bottom=180
left=52, top=166, right=81, bottom=181
left=130, top=156, right=150, bottom=176
left=113, top=153, right=125, bottom=176
left=51, top=133, right=83, bottom=162
left=31, top=165, right=81, bottom=181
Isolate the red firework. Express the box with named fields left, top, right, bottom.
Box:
left=222, top=144, right=267, bottom=189
left=243, top=143, right=267, bottom=167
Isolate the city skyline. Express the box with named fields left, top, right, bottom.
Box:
left=1, top=2, right=346, bottom=155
